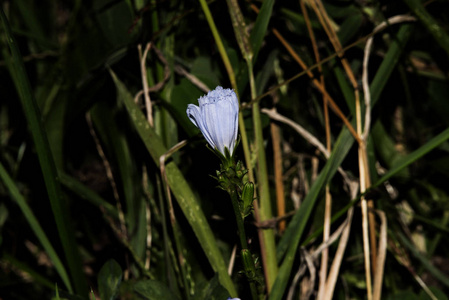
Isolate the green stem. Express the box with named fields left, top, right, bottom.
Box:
left=229, top=189, right=249, bottom=249
left=248, top=58, right=278, bottom=292
left=198, top=0, right=236, bottom=90
left=229, top=188, right=258, bottom=300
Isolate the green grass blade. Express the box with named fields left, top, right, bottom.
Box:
left=110, top=70, right=238, bottom=297
left=198, top=0, right=237, bottom=90
left=3, top=253, right=56, bottom=290
left=252, top=100, right=278, bottom=290
left=90, top=102, right=147, bottom=261
left=373, top=127, right=449, bottom=188
left=271, top=126, right=355, bottom=300
left=250, top=0, right=275, bottom=61
left=397, top=232, right=449, bottom=287
left=0, top=8, right=86, bottom=296
left=0, top=162, right=72, bottom=292
left=370, top=24, right=413, bottom=106
left=59, top=172, right=118, bottom=218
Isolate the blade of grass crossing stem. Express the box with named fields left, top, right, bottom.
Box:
left=0, top=162, right=72, bottom=292
left=270, top=126, right=355, bottom=300
left=0, top=9, right=86, bottom=296
left=110, top=70, right=238, bottom=297
left=249, top=0, right=274, bottom=62
left=373, top=127, right=449, bottom=188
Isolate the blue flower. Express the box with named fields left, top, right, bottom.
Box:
left=186, top=86, right=239, bottom=157
left=227, top=298, right=241, bottom=300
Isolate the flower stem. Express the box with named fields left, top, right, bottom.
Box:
left=229, top=187, right=259, bottom=300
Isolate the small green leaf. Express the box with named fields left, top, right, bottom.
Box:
left=98, top=259, right=122, bottom=300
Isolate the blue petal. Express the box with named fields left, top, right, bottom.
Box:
left=187, top=103, right=216, bottom=149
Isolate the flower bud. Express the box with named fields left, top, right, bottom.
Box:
left=241, top=249, right=256, bottom=280
left=241, top=182, right=254, bottom=218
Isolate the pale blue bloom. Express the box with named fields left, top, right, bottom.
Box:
left=227, top=298, right=241, bottom=300
left=186, top=86, right=239, bottom=156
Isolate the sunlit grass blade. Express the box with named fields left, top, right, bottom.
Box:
left=271, top=126, right=355, bottom=300
left=0, top=8, right=86, bottom=296
left=0, top=162, right=72, bottom=292
left=110, top=70, right=238, bottom=297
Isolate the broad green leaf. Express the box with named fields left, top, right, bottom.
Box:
left=98, top=259, right=123, bottom=300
